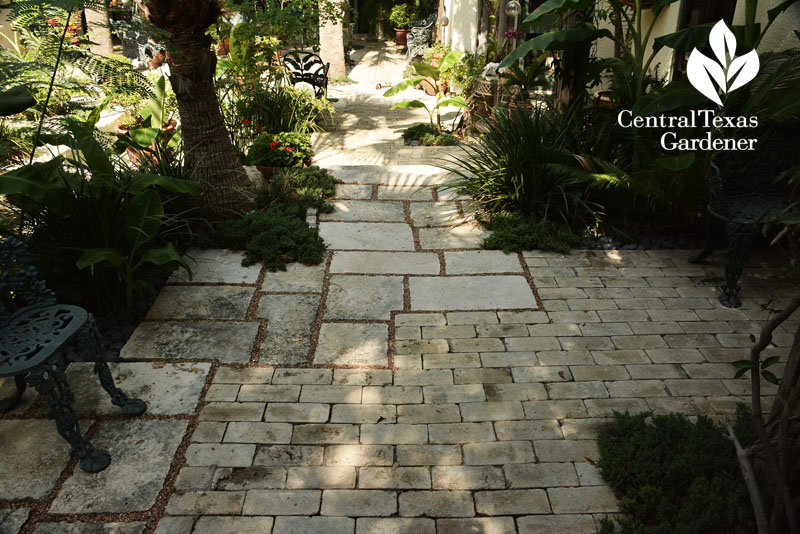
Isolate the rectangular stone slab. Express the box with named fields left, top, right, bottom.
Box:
left=146, top=286, right=254, bottom=320
left=330, top=252, right=440, bottom=274
left=169, top=248, right=260, bottom=284
left=320, top=201, right=406, bottom=222
left=319, top=223, right=415, bottom=251
left=121, top=321, right=259, bottom=363
left=410, top=276, right=537, bottom=311
left=50, top=419, right=187, bottom=513
left=314, top=323, right=389, bottom=366
left=323, top=165, right=451, bottom=185
left=0, top=420, right=71, bottom=500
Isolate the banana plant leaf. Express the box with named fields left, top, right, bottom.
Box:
left=522, top=0, right=594, bottom=25
left=129, top=173, right=204, bottom=195
left=0, top=86, right=37, bottom=116
left=653, top=23, right=713, bottom=53
left=135, top=243, right=191, bottom=274
left=77, top=248, right=126, bottom=270
left=439, top=50, right=465, bottom=73
left=500, top=28, right=613, bottom=69
left=391, top=100, right=428, bottom=110
left=125, top=189, right=164, bottom=251
left=383, top=77, right=425, bottom=96
left=631, top=81, right=709, bottom=117
left=412, top=62, right=440, bottom=79
left=0, top=160, right=71, bottom=216
left=434, top=97, right=467, bottom=110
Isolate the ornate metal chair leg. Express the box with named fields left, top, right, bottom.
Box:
left=689, top=217, right=720, bottom=263
left=26, top=354, right=110, bottom=473
left=80, top=314, right=147, bottom=416
left=720, top=222, right=756, bottom=308
left=93, top=361, right=147, bottom=416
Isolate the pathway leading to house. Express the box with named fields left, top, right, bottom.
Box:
left=1, top=42, right=796, bottom=534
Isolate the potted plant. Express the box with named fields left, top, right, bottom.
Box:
left=246, top=132, right=313, bottom=177
left=389, top=4, right=414, bottom=46
left=500, top=54, right=549, bottom=110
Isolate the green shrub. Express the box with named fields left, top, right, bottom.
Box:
left=403, top=124, right=458, bottom=146
left=255, top=165, right=339, bottom=212
left=246, top=132, right=313, bottom=167
left=596, top=411, right=756, bottom=534
left=389, top=4, right=414, bottom=28
left=480, top=213, right=579, bottom=254
left=213, top=206, right=327, bottom=270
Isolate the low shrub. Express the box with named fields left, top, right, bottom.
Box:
left=596, top=411, right=756, bottom=534
left=403, top=124, right=458, bottom=146
left=480, top=213, right=579, bottom=254
left=246, top=132, right=313, bottom=168
left=255, top=165, right=339, bottom=213
left=213, top=206, right=327, bottom=270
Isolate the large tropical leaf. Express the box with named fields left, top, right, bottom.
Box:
left=129, top=173, right=204, bottom=195
left=127, top=127, right=161, bottom=148
left=77, top=248, right=127, bottom=270
left=383, top=76, right=425, bottom=96
left=0, top=160, right=71, bottom=216
left=140, top=75, right=166, bottom=129
left=500, top=28, right=613, bottom=69
left=653, top=23, right=713, bottom=53
left=433, top=97, right=467, bottom=111
left=391, top=100, right=428, bottom=110
left=412, top=62, right=440, bottom=79
left=136, top=243, right=191, bottom=274
left=439, top=50, right=465, bottom=73
left=0, top=86, right=37, bottom=116
left=125, top=189, right=164, bottom=251
left=631, top=81, right=709, bottom=117
left=522, top=0, right=594, bottom=24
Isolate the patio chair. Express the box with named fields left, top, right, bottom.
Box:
left=0, top=237, right=147, bottom=472
left=689, top=122, right=800, bottom=307
left=407, top=13, right=438, bottom=61
left=283, top=51, right=330, bottom=99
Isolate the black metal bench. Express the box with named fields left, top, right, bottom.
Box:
left=283, top=51, right=330, bottom=99
left=0, top=237, right=146, bottom=472
left=690, top=122, right=800, bottom=307
left=110, top=19, right=162, bottom=67
left=407, top=13, right=438, bottom=61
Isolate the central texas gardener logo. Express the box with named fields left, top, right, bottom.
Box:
left=687, top=20, right=760, bottom=106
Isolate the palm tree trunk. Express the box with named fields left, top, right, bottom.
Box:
left=166, top=30, right=251, bottom=217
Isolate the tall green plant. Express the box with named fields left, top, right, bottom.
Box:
left=384, top=50, right=467, bottom=133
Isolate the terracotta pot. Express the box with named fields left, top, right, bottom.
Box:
left=257, top=165, right=280, bottom=178
left=394, top=28, right=411, bottom=46
left=217, top=38, right=230, bottom=56
left=430, top=53, right=443, bottom=68
left=421, top=76, right=437, bottom=96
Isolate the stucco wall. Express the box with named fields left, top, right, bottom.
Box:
left=443, top=0, right=481, bottom=53
left=733, top=0, right=800, bottom=52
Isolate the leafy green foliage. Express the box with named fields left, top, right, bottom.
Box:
left=443, top=105, right=613, bottom=224
left=389, top=4, right=415, bottom=29
left=0, top=117, right=201, bottom=315
left=213, top=207, right=327, bottom=270
left=597, top=411, right=756, bottom=534
left=480, top=213, right=579, bottom=254
left=402, top=123, right=458, bottom=146
left=246, top=132, right=313, bottom=168
left=255, top=166, right=339, bottom=213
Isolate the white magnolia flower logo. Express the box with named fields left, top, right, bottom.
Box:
left=687, top=20, right=760, bottom=106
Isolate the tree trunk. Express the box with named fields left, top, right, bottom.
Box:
left=319, top=1, right=346, bottom=80
left=555, top=10, right=590, bottom=114
left=86, top=6, right=114, bottom=56
left=165, top=30, right=252, bottom=218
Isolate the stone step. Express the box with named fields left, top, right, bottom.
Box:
left=320, top=164, right=454, bottom=186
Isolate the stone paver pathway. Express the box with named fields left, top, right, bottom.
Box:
left=1, top=43, right=797, bottom=534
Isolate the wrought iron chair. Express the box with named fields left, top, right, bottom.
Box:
left=689, top=122, right=799, bottom=307
left=0, top=237, right=146, bottom=472
left=283, top=51, right=330, bottom=99
left=407, top=13, right=438, bottom=61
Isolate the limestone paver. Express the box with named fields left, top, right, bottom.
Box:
left=146, top=286, right=254, bottom=320
left=418, top=224, right=490, bottom=250
left=262, top=262, right=326, bottom=292
left=0, top=420, right=70, bottom=500
left=326, top=275, right=404, bottom=320
left=51, top=420, right=187, bottom=513
left=410, top=276, right=537, bottom=310
left=320, top=222, right=416, bottom=250
left=330, top=251, right=440, bottom=274
left=410, top=202, right=465, bottom=227
left=67, top=362, right=209, bottom=415
left=315, top=323, right=389, bottom=366
left=169, top=248, right=260, bottom=284
left=320, top=200, right=406, bottom=222
left=121, top=321, right=258, bottom=363
left=445, top=250, right=524, bottom=274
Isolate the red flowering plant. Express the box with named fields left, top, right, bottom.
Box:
left=246, top=132, right=312, bottom=168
